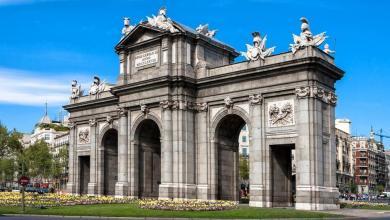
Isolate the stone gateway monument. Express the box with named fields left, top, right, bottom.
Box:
left=64, top=9, right=344, bottom=210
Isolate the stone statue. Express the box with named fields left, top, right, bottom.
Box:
left=89, top=76, right=106, bottom=96
left=71, top=80, right=82, bottom=99
left=196, top=24, right=217, bottom=38
left=146, top=7, right=178, bottom=33
left=323, top=43, right=335, bottom=55
left=290, top=17, right=327, bottom=54
left=121, top=17, right=134, bottom=39
left=241, top=32, right=275, bottom=61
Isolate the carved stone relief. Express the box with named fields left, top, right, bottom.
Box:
left=268, top=100, right=295, bottom=127
left=78, top=127, right=90, bottom=144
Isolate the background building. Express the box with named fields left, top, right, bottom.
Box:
left=238, top=125, right=249, bottom=157
left=352, top=134, right=385, bottom=194
left=335, top=128, right=354, bottom=194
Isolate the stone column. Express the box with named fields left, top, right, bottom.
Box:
left=115, top=108, right=129, bottom=197
left=248, top=94, right=265, bottom=207
left=159, top=101, right=173, bottom=198
left=88, top=119, right=97, bottom=195
left=128, top=110, right=139, bottom=198
left=196, top=103, right=209, bottom=200
left=118, top=51, right=128, bottom=85
left=66, top=122, right=76, bottom=194
left=295, top=86, right=339, bottom=210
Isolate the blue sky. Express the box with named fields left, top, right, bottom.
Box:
left=0, top=0, right=389, bottom=146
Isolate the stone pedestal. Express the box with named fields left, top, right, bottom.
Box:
left=115, top=182, right=129, bottom=198
left=87, top=182, right=97, bottom=196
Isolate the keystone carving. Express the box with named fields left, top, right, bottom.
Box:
left=140, top=104, right=149, bottom=115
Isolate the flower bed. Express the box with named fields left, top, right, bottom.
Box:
left=341, top=201, right=389, bottom=209
left=138, top=199, right=238, bottom=211
left=0, top=192, right=133, bottom=207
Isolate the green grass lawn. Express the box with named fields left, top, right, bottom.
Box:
left=0, top=203, right=340, bottom=219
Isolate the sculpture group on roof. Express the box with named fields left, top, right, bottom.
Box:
left=71, top=9, right=337, bottom=99
left=146, top=7, right=179, bottom=33
left=196, top=24, right=217, bottom=38
left=241, top=32, right=276, bottom=61
left=290, top=17, right=328, bottom=54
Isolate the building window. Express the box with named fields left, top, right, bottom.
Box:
left=242, top=136, right=247, bottom=143
left=44, top=134, right=50, bottom=140
left=242, top=148, right=248, bottom=156
left=242, top=126, right=246, bottom=131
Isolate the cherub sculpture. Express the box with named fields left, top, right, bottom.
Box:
left=146, top=7, right=178, bottom=33
left=241, top=32, right=275, bottom=61
left=290, top=17, right=327, bottom=54
left=196, top=24, right=217, bottom=38
left=323, top=43, right=335, bottom=55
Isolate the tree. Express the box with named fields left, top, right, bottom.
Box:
left=376, top=184, right=385, bottom=194
left=0, top=123, right=23, bottom=184
left=239, top=155, right=249, bottom=180
left=24, top=140, right=53, bottom=179
left=0, top=159, right=15, bottom=183
left=350, top=182, right=357, bottom=194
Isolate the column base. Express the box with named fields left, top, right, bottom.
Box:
left=159, top=183, right=174, bottom=199
left=66, top=182, right=76, bottom=194
left=197, top=185, right=209, bottom=200
left=115, top=182, right=129, bottom=197
left=296, top=185, right=339, bottom=210
left=295, top=203, right=340, bottom=210
left=87, top=182, right=97, bottom=196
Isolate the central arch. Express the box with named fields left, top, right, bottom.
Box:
left=214, top=113, right=248, bottom=201
left=134, top=119, right=161, bottom=198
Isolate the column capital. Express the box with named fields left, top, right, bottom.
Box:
left=117, top=107, right=128, bottom=117
left=195, top=102, right=208, bottom=112
left=249, top=94, right=263, bottom=105
left=295, top=86, right=337, bottom=106
left=160, top=100, right=173, bottom=110
left=89, top=118, right=97, bottom=127
left=68, top=121, right=75, bottom=129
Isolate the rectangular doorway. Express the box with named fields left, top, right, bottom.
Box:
left=271, top=144, right=294, bottom=207
left=79, top=156, right=90, bottom=195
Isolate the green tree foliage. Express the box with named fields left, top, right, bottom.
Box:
left=239, top=155, right=249, bottom=180
left=376, top=184, right=385, bottom=194
left=0, top=123, right=23, bottom=183
left=349, top=182, right=357, bottom=194
left=38, top=123, right=69, bottom=132
left=0, top=123, right=22, bottom=158
left=0, top=159, right=16, bottom=182
left=23, top=140, right=53, bottom=179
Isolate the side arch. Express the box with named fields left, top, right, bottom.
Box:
left=130, top=112, right=163, bottom=142
left=210, top=106, right=252, bottom=141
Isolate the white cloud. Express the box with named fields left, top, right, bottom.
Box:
left=0, top=67, right=89, bottom=106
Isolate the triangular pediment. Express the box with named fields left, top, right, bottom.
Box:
left=116, top=24, right=176, bottom=50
